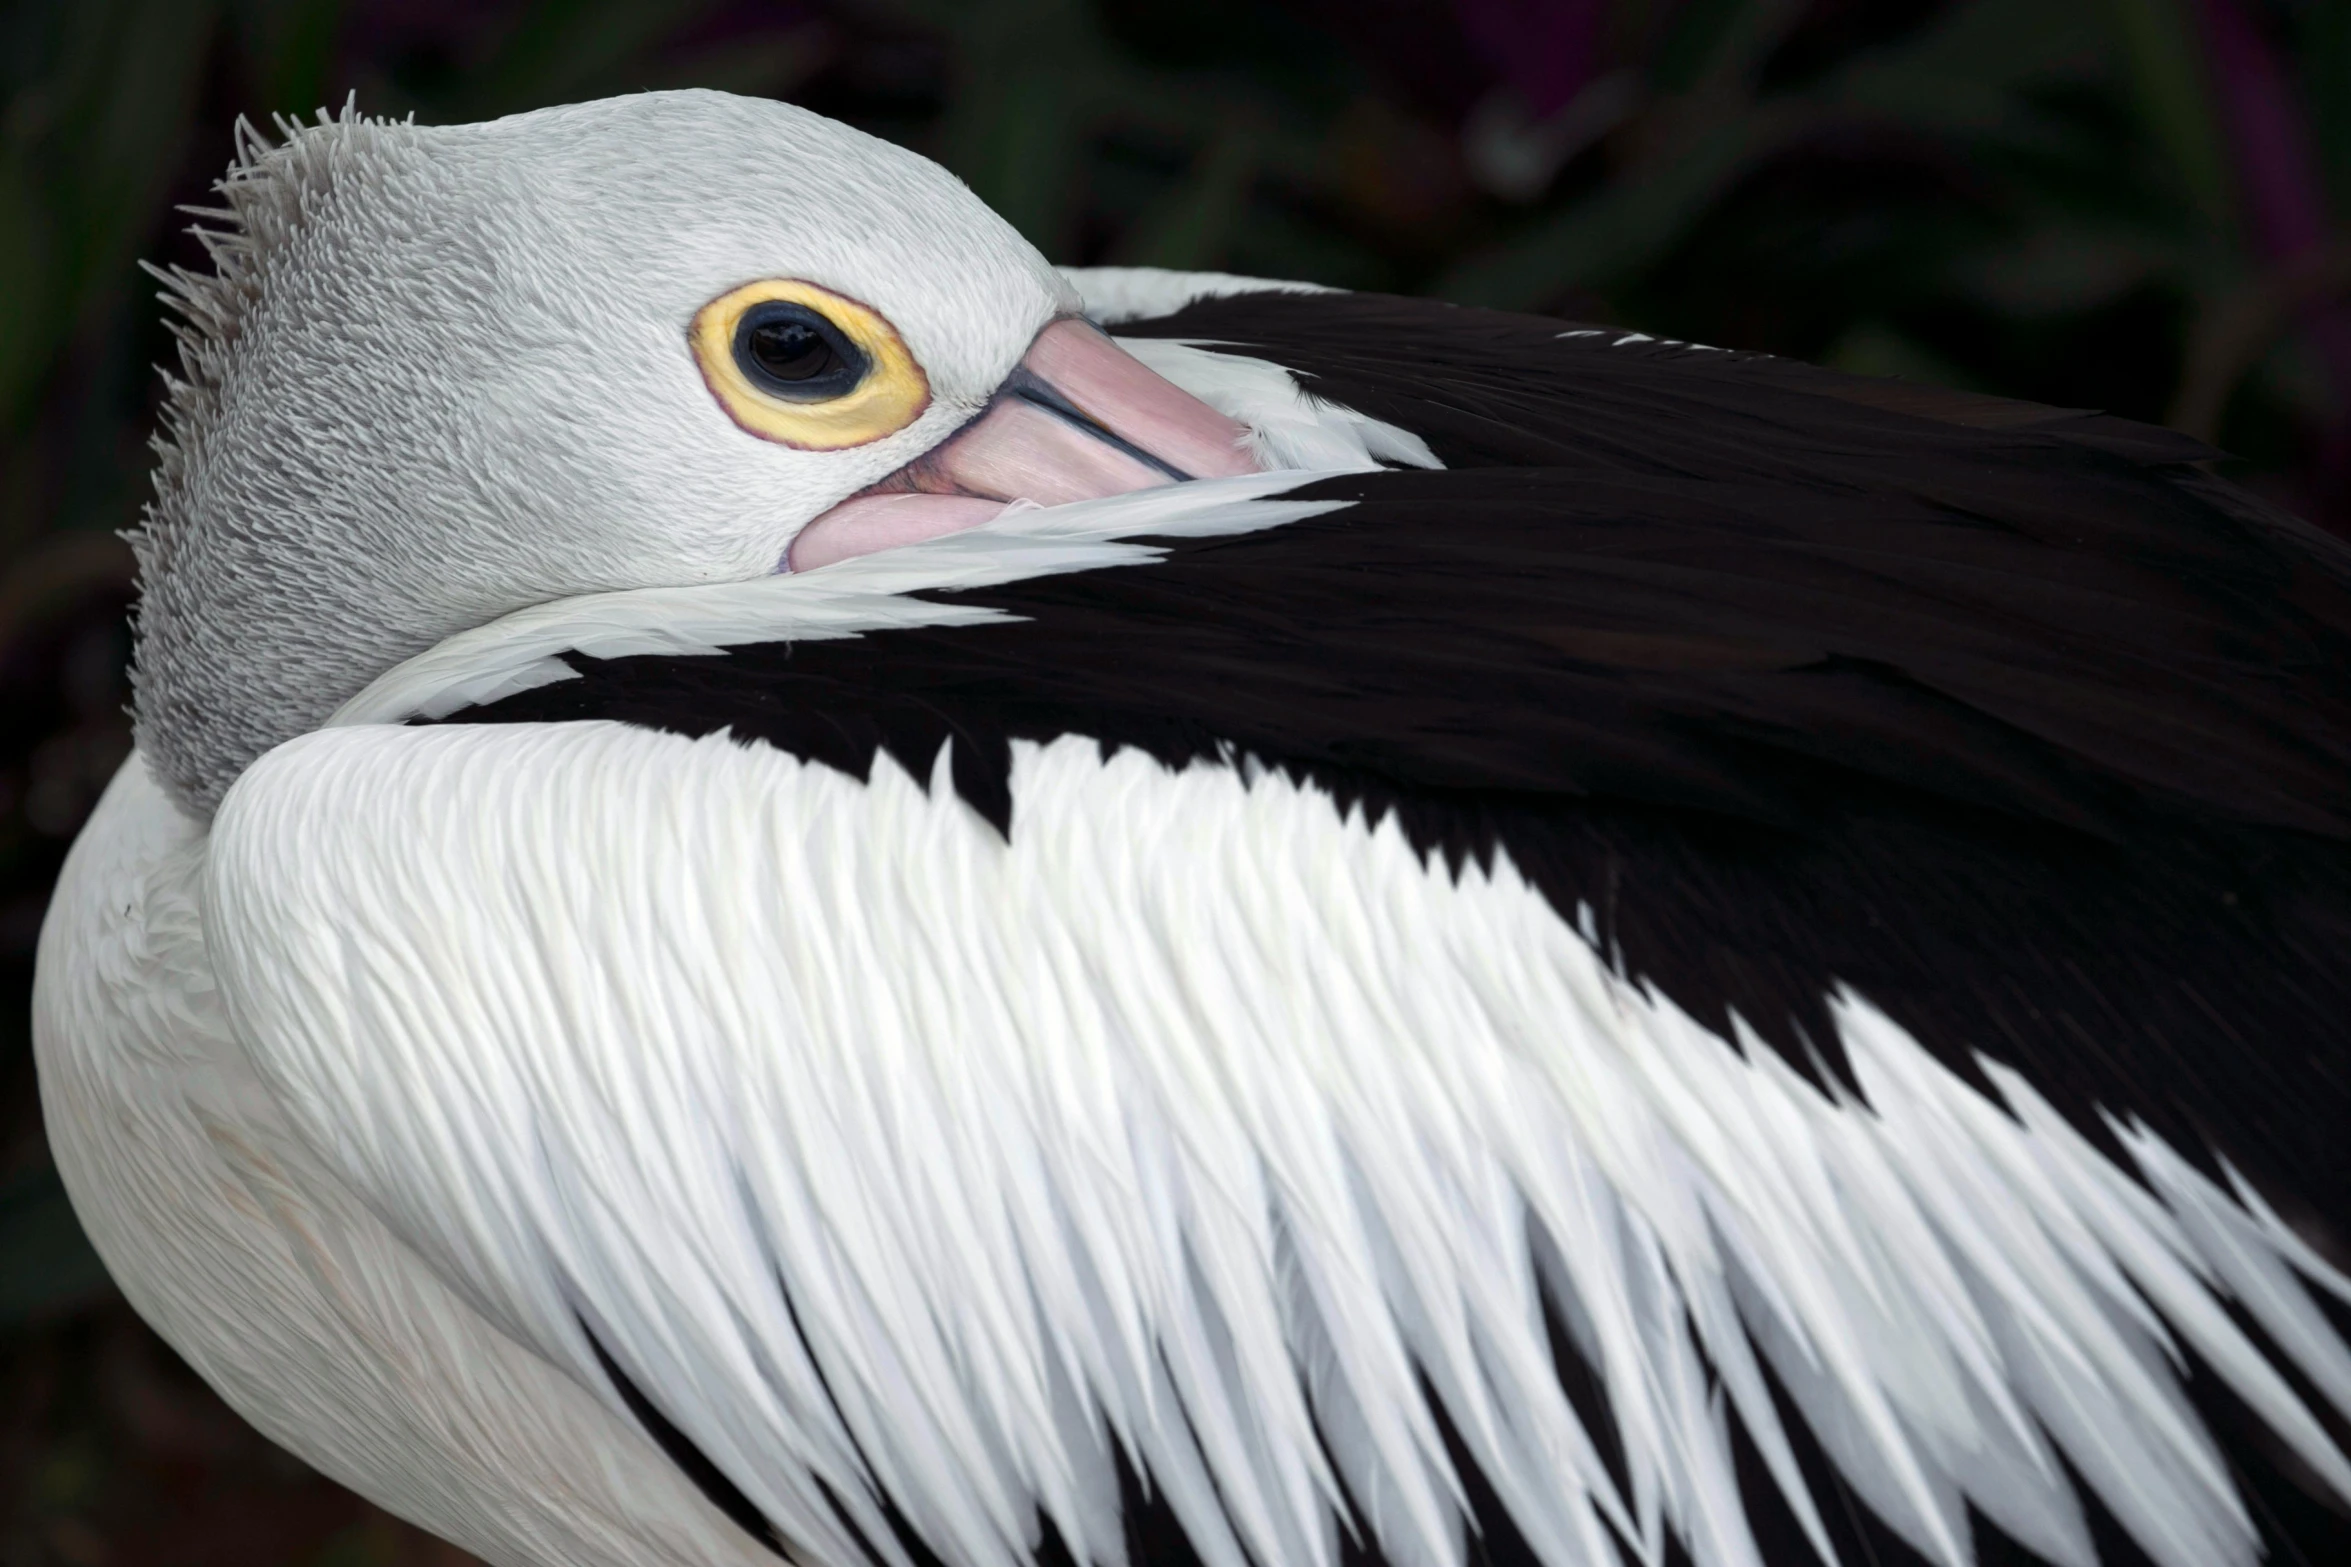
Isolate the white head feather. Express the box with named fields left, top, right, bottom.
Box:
left=134, top=90, right=1075, bottom=816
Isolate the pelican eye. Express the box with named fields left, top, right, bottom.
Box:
left=735, top=302, right=865, bottom=400
left=691, top=278, right=929, bottom=450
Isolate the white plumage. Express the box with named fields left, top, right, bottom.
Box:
left=34, top=87, right=2351, bottom=1567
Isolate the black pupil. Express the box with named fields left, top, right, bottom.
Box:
left=747, top=318, right=837, bottom=382
left=732, top=303, right=866, bottom=400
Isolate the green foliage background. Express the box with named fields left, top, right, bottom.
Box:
left=0, top=1, right=2344, bottom=1560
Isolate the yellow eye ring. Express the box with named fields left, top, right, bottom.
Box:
left=689, top=279, right=930, bottom=450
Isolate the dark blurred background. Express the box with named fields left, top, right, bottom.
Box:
left=2, top=0, right=2346, bottom=1560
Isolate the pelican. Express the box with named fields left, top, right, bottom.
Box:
left=33, top=89, right=2351, bottom=1567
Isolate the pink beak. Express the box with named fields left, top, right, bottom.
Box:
left=786, top=319, right=1262, bottom=572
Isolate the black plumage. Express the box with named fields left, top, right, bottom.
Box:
left=441, top=290, right=2351, bottom=1567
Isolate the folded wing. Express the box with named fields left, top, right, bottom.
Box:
left=209, top=291, right=2351, bottom=1567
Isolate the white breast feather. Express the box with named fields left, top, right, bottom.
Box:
left=196, top=712, right=2351, bottom=1567
left=35, top=759, right=777, bottom=1567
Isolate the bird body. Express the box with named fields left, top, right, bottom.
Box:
left=34, top=90, right=2351, bottom=1567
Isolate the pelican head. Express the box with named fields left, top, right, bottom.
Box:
left=133, top=89, right=1254, bottom=817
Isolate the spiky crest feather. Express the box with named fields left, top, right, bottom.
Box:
left=136, top=98, right=383, bottom=588
left=128, top=98, right=404, bottom=816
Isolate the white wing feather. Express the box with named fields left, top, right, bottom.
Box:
left=1056, top=266, right=1337, bottom=326
left=203, top=715, right=2351, bottom=1567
